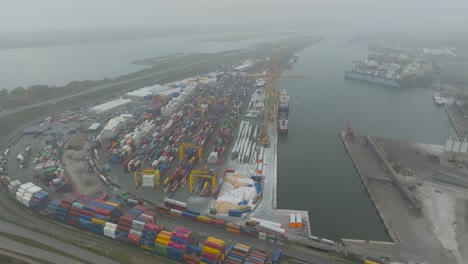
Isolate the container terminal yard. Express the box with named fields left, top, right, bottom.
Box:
left=0, top=37, right=375, bottom=264
left=1, top=35, right=463, bottom=264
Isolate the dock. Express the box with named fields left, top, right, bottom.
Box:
left=339, top=132, right=460, bottom=263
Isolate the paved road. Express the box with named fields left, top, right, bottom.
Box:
left=0, top=248, right=45, bottom=264
left=0, top=50, right=242, bottom=119
left=0, top=219, right=118, bottom=264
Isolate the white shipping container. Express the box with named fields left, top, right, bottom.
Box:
left=105, top=222, right=118, bottom=229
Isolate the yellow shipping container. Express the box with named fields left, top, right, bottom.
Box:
left=155, top=239, right=170, bottom=246
left=140, top=245, right=153, bottom=251
left=235, top=243, right=250, bottom=251
left=207, top=237, right=225, bottom=246
left=157, top=235, right=171, bottom=241
left=159, top=231, right=172, bottom=237
left=91, top=218, right=106, bottom=226
left=104, top=201, right=120, bottom=208
left=197, top=215, right=210, bottom=222
left=226, top=228, right=240, bottom=234
left=364, top=261, right=381, bottom=264
left=226, top=223, right=240, bottom=229
left=203, top=246, right=220, bottom=256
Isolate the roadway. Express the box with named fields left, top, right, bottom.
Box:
left=0, top=219, right=118, bottom=264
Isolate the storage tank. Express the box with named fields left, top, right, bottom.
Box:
left=289, top=213, right=296, bottom=228
left=250, top=217, right=283, bottom=228
left=296, top=213, right=302, bottom=228
left=259, top=222, right=286, bottom=235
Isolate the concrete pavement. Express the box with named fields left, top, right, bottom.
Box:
left=341, top=133, right=459, bottom=263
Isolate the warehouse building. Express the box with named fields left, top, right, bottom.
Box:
left=87, top=123, right=101, bottom=133
left=92, top=98, right=132, bottom=113
left=126, top=84, right=168, bottom=99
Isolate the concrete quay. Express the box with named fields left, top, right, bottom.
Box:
left=339, top=132, right=459, bottom=264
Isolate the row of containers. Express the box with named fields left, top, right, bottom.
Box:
left=161, top=198, right=287, bottom=241
left=5, top=189, right=284, bottom=264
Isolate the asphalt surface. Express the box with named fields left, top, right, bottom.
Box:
left=0, top=219, right=118, bottom=264
left=0, top=248, right=44, bottom=264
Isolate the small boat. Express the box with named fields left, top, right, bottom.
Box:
left=433, top=93, right=444, bottom=105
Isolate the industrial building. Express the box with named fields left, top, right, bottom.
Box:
left=126, top=84, right=168, bottom=99
left=92, top=98, right=132, bottom=113
left=233, top=62, right=254, bottom=72
left=87, top=123, right=101, bottom=133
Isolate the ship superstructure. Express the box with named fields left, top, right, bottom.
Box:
left=278, top=88, right=289, bottom=133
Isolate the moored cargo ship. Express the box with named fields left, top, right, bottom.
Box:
left=345, top=48, right=433, bottom=88
left=278, top=88, right=289, bottom=133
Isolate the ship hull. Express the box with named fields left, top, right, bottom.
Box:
left=278, top=89, right=289, bottom=133
left=345, top=71, right=401, bottom=87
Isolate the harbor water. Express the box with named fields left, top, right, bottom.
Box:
left=277, top=31, right=456, bottom=240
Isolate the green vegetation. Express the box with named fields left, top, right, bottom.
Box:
left=0, top=79, right=111, bottom=109
left=0, top=231, right=94, bottom=264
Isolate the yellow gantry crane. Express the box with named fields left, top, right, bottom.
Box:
left=245, top=48, right=304, bottom=147
left=189, top=169, right=217, bottom=194
left=179, top=143, right=202, bottom=162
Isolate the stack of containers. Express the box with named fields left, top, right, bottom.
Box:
left=68, top=195, right=93, bottom=226
left=223, top=243, right=250, bottom=264
left=29, top=191, right=50, bottom=212
left=116, top=213, right=139, bottom=243
left=104, top=222, right=117, bottom=239
left=245, top=249, right=267, bottom=264
left=15, top=182, right=34, bottom=204
left=154, top=230, right=172, bottom=257
left=201, top=237, right=226, bottom=264
left=167, top=227, right=191, bottom=262
left=55, top=193, right=82, bottom=223
left=45, top=199, right=60, bottom=218
left=139, top=210, right=157, bottom=223
left=140, top=222, right=161, bottom=252
left=225, top=223, right=240, bottom=234
left=129, top=214, right=149, bottom=247
left=22, top=185, right=43, bottom=207
left=7, top=180, right=21, bottom=195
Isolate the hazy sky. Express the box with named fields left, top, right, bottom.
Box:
left=1, top=0, right=467, bottom=32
